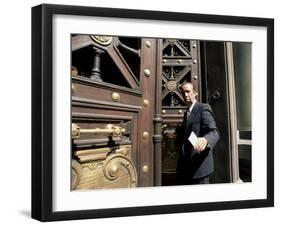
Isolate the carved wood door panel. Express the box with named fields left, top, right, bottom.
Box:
left=71, top=35, right=157, bottom=189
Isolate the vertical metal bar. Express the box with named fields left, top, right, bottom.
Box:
left=225, top=42, right=241, bottom=183
left=153, top=39, right=163, bottom=186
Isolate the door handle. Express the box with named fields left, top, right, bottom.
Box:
left=72, top=123, right=126, bottom=139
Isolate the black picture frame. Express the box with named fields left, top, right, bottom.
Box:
left=31, top=3, right=274, bottom=222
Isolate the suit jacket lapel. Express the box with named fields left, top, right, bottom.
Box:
left=187, top=101, right=199, bottom=125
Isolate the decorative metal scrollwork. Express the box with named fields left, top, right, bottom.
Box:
left=72, top=144, right=136, bottom=190
left=103, top=154, right=137, bottom=187
left=161, top=39, right=198, bottom=107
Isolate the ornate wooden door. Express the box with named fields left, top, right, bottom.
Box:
left=71, top=35, right=157, bottom=189
left=70, top=36, right=235, bottom=189
left=157, top=39, right=201, bottom=185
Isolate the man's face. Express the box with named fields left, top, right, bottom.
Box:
left=181, top=83, right=197, bottom=106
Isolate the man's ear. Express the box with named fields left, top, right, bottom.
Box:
left=195, top=92, right=198, bottom=97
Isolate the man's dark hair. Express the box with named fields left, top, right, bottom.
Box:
left=179, top=82, right=196, bottom=92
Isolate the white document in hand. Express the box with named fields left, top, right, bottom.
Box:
left=188, top=131, right=198, bottom=147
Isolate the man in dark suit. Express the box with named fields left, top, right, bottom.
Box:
left=177, top=82, right=219, bottom=185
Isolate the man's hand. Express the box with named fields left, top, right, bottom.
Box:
left=194, top=137, right=208, bottom=152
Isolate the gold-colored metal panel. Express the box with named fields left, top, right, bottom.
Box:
left=73, top=145, right=137, bottom=190
left=71, top=159, right=82, bottom=190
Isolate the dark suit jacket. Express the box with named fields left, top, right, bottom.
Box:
left=177, top=102, right=219, bottom=180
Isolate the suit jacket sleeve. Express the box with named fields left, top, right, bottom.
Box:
left=201, top=104, right=220, bottom=150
